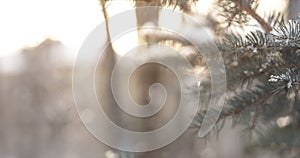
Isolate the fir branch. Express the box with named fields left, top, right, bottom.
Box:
left=230, top=0, right=272, bottom=32
left=217, top=0, right=251, bottom=28
left=220, top=20, right=300, bottom=56
left=272, top=20, right=300, bottom=47
left=192, top=85, right=285, bottom=133
left=219, top=85, right=284, bottom=123
left=226, top=11, right=239, bottom=27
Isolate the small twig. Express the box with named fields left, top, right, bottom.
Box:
left=231, top=0, right=272, bottom=32
left=217, top=87, right=284, bottom=123
left=227, top=63, right=300, bottom=90
left=226, top=11, right=239, bottom=28
left=99, top=0, right=112, bottom=42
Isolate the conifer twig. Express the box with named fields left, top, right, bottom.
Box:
left=231, top=0, right=272, bottom=32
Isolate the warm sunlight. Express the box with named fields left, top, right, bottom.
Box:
left=0, top=0, right=140, bottom=58
left=0, top=0, right=102, bottom=58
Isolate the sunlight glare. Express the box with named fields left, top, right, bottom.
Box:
left=0, top=0, right=101, bottom=58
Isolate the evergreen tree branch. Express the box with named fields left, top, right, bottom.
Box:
left=219, top=85, right=284, bottom=123
left=230, top=0, right=272, bottom=32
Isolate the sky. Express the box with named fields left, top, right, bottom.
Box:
left=0, top=0, right=105, bottom=58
